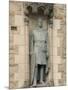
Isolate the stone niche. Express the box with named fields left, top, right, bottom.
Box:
left=9, top=2, right=66, bottom=88
left=23, top=2, right=54, bottom=86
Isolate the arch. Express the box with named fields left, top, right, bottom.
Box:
left=37, top=6, right=45, bottom=15
left=27, top=6, right=32, bottom=13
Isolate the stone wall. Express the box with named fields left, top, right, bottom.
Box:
left=9, top=1, right=66, bottom=88
left=9, top=1, right=30, bottom=88
left=52, top=4, right=66, bottom=85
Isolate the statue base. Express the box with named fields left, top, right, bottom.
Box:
left=30, top=81, right=49, bottom=87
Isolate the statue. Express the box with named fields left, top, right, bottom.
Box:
left=29, top=18, right=49, bottom=87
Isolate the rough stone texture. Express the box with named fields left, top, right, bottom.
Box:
left=9, top=2, right=30, bottom=88
left=53, top=4, right=66, bottom=86
left=9, top=1, right=66, bottom=88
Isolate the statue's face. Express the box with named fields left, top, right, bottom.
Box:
left=38, top=18, right=43, bottom=28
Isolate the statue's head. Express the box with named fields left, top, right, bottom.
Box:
left=38, top=18, right=43, bottom=28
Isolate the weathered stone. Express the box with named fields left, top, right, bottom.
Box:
left=58, top=64, right=64, bottom=72
left=9, top=1, right=66, bottom=88
left=9, top=81, right=18, bottom=88
left=9, top=45, right=18, bottom=54
left=58, top=79, right=65, bottom=86
left=9, top=2, right=22, bottom=15
left=9, top=64, right=18, bottom=74
left=54, top=4, right=66, bottom=19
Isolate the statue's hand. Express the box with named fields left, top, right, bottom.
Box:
left=46, top=55, right=49, bottom=60
left=46, top=66, right=50, bottom=75
left=46, top=67, right=48, bottom=74
left=30, top=52, right=34, bottom=55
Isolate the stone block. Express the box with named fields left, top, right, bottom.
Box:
left=54, top=4, right=66, bottom=9
left=18, top=64, right=26, bottom=73
left=53, top=64, right=58, bottom=73
left=9, top=45, right=19, bottom=54
left=53, top=47, right=57, bottom=56
left=15, top=15, right=23, bottom=26
left=53, top=56, right=62, bottom=64
left=57, top=46, right=62, bottom=56
left=58, top=64, right=64, bottom=72
left=9, top=2, right=22, bottom=15
left=54, top=72, right=61, bottom=80
left=53, top=19, right=61, bottom=30
left=58, top=79, right=65, bottom=86
left=9, top=15, right=15, bottom=25
left=18, top=80, right=26, bottom=88
left=9, top=64, right=18, bottom=74
left=10, top=73, right=15, bottom=81
left=9, top=55, right=15, bottom=65
left=54, top=5, right=66, bottom=19
left=18, top=46, right=25, bottom=55
left=9, top=81, right=18, bottom=88
left=54, top=79, right=59, bottom=86
left=13, top=34, right=25, bottom=46
left=15, top=54, right=26, bottom=64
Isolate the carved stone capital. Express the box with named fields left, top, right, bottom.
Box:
left=24, top=2, right=53, bottom=18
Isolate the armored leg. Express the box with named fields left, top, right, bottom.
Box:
left=32, top=65, right=38, bottom=86
left=37, top=64, right=40, bottom=82
left=40, top=65, right=45, bottom=84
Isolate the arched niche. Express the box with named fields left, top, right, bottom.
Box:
left=23, top=2, right=54, bottom=86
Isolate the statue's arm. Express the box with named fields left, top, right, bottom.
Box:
left=29, top=31, right=34, bottom=55
left=46, top=31, right=49, bottom=60
left=46, top=31, right=50, bottom=74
